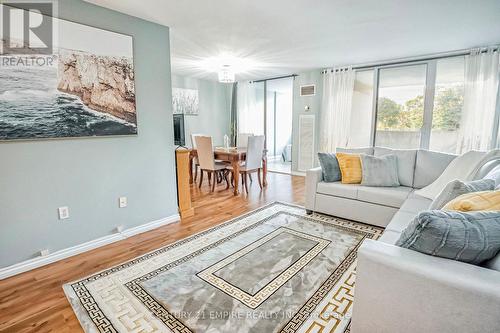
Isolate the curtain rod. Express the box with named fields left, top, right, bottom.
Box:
left=321, top=45, right=499, bottom=74
left=250, top=74, right=298, bottom=83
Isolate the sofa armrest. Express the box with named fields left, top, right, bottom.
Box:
left=305, top=167, right=323, bottom=211
left=352, top=239, right=500, bottom=333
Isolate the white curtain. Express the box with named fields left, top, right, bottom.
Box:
left=457, top=47, right=500, bottom=154
left=319, top=67, right=355, bottom=152
left=237, top=81, right=264, bottom=135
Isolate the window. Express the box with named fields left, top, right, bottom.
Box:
left=375, top=64, right=427, bottom=149
left=429, top=57, right=465, bottom=153
left=358, top=55, right=466, bottom=152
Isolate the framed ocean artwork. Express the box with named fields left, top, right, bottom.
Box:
left=0, top=4, right=136, bottom=140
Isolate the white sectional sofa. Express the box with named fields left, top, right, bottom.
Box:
left=306, top=147, right=456, bottom=227
left=305, top=147, right=500, bottom=333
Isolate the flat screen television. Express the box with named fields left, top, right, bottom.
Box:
left=173, top=114, right=185, bottom=146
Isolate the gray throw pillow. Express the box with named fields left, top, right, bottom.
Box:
left=374, top=147, right=417, bottom=187
left=429, top=179, right=495, bottom=210
left=360, top=154, right=400, bottom=187
left=396, top=210, right=500, bottom=264
left=317, top=153, right=341, bottom=182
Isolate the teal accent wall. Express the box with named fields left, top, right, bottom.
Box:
left=292, top=71, right=323, bottom=172
left=172, top=75, right=231, bottom=147
left=0, top=0, right=177, bottom=267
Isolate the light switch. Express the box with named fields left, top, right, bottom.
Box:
left=58, top=206, right=69, bottom=220
left=119, top=197, right=127, bottom=208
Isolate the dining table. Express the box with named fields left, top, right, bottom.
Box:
left=189, top=147, right=267, bottom=195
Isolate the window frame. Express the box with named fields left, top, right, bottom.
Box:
left=365, top=57, right=463, bottom=150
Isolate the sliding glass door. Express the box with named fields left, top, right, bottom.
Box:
left=358, top=55, right=466, bottom=153
left=237, top=77, right=294, bottom=174
left=266, top=78, right=293, bottom=173
left=374, top=64, right=427, bottom=149
left=429, top=57, right=465, bottom=152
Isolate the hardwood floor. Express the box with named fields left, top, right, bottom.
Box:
left=0, top=172, right=305, bottom=333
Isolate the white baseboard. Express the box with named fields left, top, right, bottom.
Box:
left=0, top=214, right=180, bottom=280
left=120, top=215, right=179, bottom=237
left=291, top=171, right=306, bottom=177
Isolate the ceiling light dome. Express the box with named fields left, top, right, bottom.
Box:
left=218, top=65, right=235, bottom=83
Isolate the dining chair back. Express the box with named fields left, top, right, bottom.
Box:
left=237, top=133, right=254, bottom=148
left=195, top=136, right=216, bottom=170
left=245, top=135, right=265, bottom=170
left=191, top=133, right=207, bottom=149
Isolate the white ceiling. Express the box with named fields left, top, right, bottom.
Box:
left=84, top=0, right=500, bottom=81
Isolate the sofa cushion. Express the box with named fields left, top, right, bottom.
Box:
left=415, top=150, right=486, bottom=199
left=316, top=182, right=359, bottom=199
left=386, top=210, right=418, bottom=233
left=396, top=210, right=500, bottom=264
left=357, top=186, right=413, bottom=208
left=399, top=193, right=432, bottom=214
left=360, top=154, right=400, bottom=187
left=337, top=147, right=374, bottom=155
left=315, top=193, right=398, bottom=227
left=413, top=150, right=456, bottom=189
left=378, top=230, right=402, bottom=245
left=483, top=253, right=500, bottom=272
left=374, top=147, right=417, bottom=187
left=482, top=162, right=500, bottom=186
left=317, top=153, right=341, bottom=182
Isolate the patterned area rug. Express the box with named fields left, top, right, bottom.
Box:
left=64, top=202, right=382, bottom=333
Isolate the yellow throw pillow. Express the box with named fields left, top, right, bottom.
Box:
left=443, top=190, right=500, bottom=212
left=336, top=153, right=362, bottom=184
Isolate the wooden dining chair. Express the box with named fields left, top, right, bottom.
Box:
left=190, top=133, right=206, bottom=182
left=227, top=135, right=265, bottom=194
left=237, top=133, right=254, bottom=148
left=195, top=136, right=229, bottom=192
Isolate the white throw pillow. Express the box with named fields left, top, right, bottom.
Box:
left=428, top=178, right=495, bottom=210
left=415, top=150, right=486, bottom=200
left=484, top=163, right=500, bottom=186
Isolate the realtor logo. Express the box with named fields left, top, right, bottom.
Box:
left=1, top=1, right=53, bottom=54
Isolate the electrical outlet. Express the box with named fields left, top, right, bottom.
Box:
left=58, top=206, right=69, bottom=220
left=40, top=249, right=50, bottom=256
left=119, top=197, right=127, bottom=208
left=115, top=225, right=124, bottom=233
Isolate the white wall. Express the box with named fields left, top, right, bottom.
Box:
left=0, top=0, right=177, bottom=268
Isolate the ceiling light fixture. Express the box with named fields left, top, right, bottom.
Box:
left=218, top=65, right=235, bottom=83
left=199, top=54, right=259, bottom=82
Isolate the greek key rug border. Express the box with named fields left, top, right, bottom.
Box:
left=278, top=229, right=379, bottom=333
